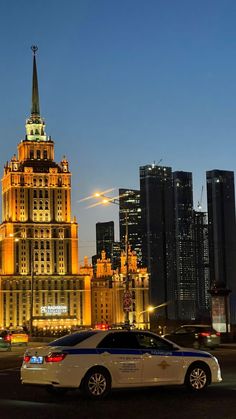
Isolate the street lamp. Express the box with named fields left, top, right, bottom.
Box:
left=137, top=302, right=169, bottom=329
left=93, top=192, right=132, bottom=328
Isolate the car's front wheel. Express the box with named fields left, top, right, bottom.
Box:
left=82, top=367, right=111, bottom=399
left=185, top=363, right=210, bottom=391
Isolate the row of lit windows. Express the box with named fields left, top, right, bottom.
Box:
left=33, top=200, right=49, bottom=210
left=29, top=149, right=48, bottom=160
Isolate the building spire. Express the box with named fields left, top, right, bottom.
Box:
left=25, top=46, right=46, bottom=142
left=31, top=45, right=40, bottom=116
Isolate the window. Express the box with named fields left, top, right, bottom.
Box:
left=136, top=332, right=173, bottom=351
left=97, top=332, right=138, bottom=349
left=175, top=327, right=191, bottom=335
left=43, top=150, right=47, bottom=159
left=36, top=150, right=41, bottom=159
left=30, top=150, right=34, bottom=159
left=48, top=331, right=98, bottom=347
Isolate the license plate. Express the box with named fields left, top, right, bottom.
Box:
left=30, top=356, right=43, bottom=364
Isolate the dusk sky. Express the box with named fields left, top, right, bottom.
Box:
left=1, top=0, right=236, bottom=262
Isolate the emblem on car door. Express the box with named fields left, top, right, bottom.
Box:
left=158, top=360, right=170, bottom=370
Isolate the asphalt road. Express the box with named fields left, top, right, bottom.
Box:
left=0, top=345, right=236, bottom=419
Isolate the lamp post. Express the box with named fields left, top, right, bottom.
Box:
left=137, top=302, right=169, bottom=329
left=94, top=192, right=132, bottom=328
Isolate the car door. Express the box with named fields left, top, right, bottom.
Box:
left=97, top=331, right=143, bottom=385
left=135, top=332, right=184, bottom=384
left=168, top=327, right=194, bottom=347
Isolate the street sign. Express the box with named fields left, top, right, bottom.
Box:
left=123, top=291, right=132, bottom=312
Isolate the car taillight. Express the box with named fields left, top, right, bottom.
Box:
left=199, top=332, right=211, bottom=337
left=24, top=355, right=31, bottom=363
left=4, top=335, right=11, bottom=342
left=216, top=332, right=221, bottom=336
left=45, top=353, right=66, bottom=363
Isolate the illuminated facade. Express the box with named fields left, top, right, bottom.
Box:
left=91, top=250, right=149, bottom=328
left=0, top=48, right=91, bottom=331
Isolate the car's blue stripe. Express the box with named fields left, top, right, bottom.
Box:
left=173, top=351, right=211, bottom=358
left=61, top=348, right=211, bottom=358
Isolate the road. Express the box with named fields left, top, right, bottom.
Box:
left=0, top=345, right=236, bottom=419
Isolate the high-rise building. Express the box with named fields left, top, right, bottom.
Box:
left=192, top=211, right=210, bottom=320
left=139, top=164, right=176, bottom=319
left=173, top=171, right=196, bottom=320
left=119, top=188, right=142, bottom=264
left=96, top=221, right=114, bottom=260
left=206, top=170, right=236, bottom=324
left=111, top=241, right=121, bottom=271
left=0, top=48, right=91, bottom=331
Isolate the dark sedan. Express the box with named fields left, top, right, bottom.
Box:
left=163, top=325, right=221, bottom=349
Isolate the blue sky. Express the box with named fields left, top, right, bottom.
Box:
left=1, top=0, right=236, bottom=262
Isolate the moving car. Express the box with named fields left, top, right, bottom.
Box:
left=21, top=329, right=222, bottom=398
left=0, top=335, right=11, bottom=351
left=0, top=329, right=29, bottom=346
left=163, top=325, right=221, bottom=349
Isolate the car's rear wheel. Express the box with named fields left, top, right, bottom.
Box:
left=82, top=367, right=111, bottom=399
left=185, top=363, right=210, bottom=391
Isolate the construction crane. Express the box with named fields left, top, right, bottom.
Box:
left=197, top=185, right=204, bottom=211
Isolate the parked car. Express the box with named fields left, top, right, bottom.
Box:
left=163, top=325, right=221, bottom=349
left=0, top=329, right=28, bottom=346
left=0, top=334, right=11, bottom=351
left=21, top=329, right=222, bottom=398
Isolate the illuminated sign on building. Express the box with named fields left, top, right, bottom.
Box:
left=211, top=296, right=230, bottom=333
left=40, top=306, right=68, bottom=316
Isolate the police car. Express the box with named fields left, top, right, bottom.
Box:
left=21, top=329, right=222, bottom=398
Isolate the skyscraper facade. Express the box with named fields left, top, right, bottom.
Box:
left=96, top=221, right=114, bottom=260
left=206, top=170, right=236, bottom=324
left=119, top=188, right=142, bottom=264
left=139, top=164, right=176, bottom=319
left=0, top=48, right=91, bottom=331
left=192, top=211, right=210, bottom=320
left=173, top=171, right=196, bottom=320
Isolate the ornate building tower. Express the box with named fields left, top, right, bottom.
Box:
left=0, top=47, right=91, bottom=331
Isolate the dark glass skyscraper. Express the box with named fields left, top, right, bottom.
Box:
left=193, top=211, right=210, bottom=320
left=173, top=171, right=196, bottom=320
left=96, top=221, right=114, bottom=260
left=119, top=188, right=142, bottom=264
left=140, top=164, right=176, bottom=319
left=206, top=170, right=236, bottom=324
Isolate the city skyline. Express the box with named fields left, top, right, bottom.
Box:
left=2, top=1, right=236, bottom=261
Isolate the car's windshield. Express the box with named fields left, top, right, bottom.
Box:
left=48, top=330, right=98, bottom=347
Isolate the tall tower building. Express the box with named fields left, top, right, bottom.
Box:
left=140, top=164, right=176, bottom=319
left=119, top=188, right=142, bottom=265
left=0, top=47, right=91, bottom=331
left=192, top=211, right=210, bottom=320
left=206, top=170, right=236, bottom=325
left=173, top=171, right=196, bottom=320
left=96, top=221, right=114, bottom=260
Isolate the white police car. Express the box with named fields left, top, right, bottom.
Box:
left=21, top=329, right=222, bottom=398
